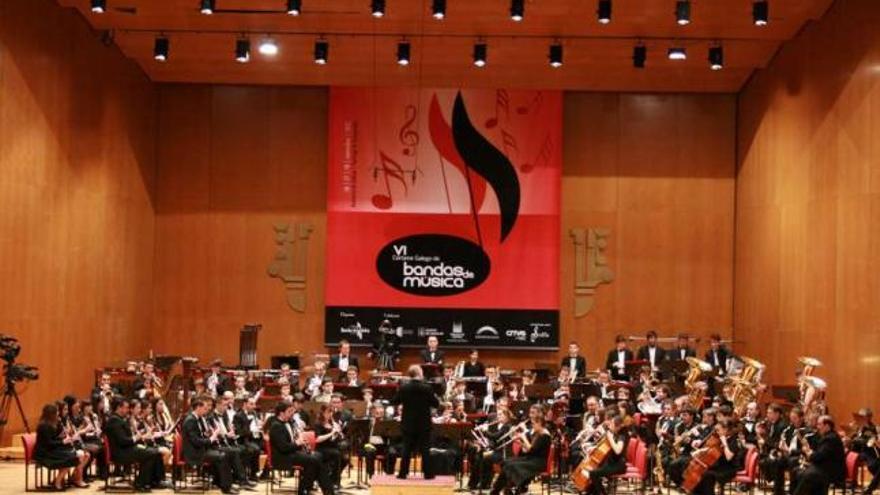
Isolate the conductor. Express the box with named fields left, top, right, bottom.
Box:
left=393, top=364, right=440, bottom=479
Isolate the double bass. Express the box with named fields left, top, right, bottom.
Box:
left=681, top=429, right=724, bottom=492
left=571, top=430, right=613, bottom=491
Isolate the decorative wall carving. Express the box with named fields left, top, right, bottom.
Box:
left=267, top=222, right=314, bottom=313
left=570, top=227, right=614, bottom=317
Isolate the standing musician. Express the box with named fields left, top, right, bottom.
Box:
left=329, top=339, right=359, bottom=372
left=369, top=320, right=401, bottom=371
left=561, top=341, right=588, bottom=379
left=757, top=403, right=790, bottom=495
left=689, top=420, right=744, bottom=495
left=392, top=364, right=440, bottom=480
left=91, top=373, right=120, bottom=414
left=670, top=334, right=697, bottom=361
left=268, top=401, right=336, bottom=495
left=605, top=335, right=634, bottom=381
left=790, top=415, right=845, bottom=495
left=314, top=404, right=345, bottom=488
left=463, top=349, right=486, bottom=377
left=468, top=408, right=514, bottom=490
left=104, top=397, right=168, bottom=492
left=181, top=396, right=236, bottom=494
left=420, top=336, right=445, bottom=365
left=704, top=334, right=730, bottom=376
left=489, top=405, right=552, bottom=495
left=636, top=330, right=667, bottom=373
left=576, top=414, right=629, bottom=495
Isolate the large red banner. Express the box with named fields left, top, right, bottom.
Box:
left=325, top=88, right=561, bottom=350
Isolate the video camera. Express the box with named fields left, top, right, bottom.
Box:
left=1, top=334, right=39, bottom=383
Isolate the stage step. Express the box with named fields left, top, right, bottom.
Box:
left=370, top=474, right=456, bottom=495
left=0, top=434, right=25, bottom=461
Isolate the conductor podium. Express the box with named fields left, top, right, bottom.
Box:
left=370, top=474, right=455, bottom=495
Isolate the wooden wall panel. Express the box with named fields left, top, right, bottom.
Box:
left=0, top=0, right=156, bottom=438
left=152, top=89, right=735, bottom=373
left=735, top=0, right=880, bottom=417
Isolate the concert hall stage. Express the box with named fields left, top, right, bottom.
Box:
left=370, top=474, right=456, bottom=495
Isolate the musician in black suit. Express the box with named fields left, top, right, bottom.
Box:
left=329, top=339, right=359, bottom=373
left=205, top=359, right=233, bottom=397
left=91, top=373, right=122, bottom=411
left=268, top=401, right=335, bottom=495
left=636, top=330, right=667, bottom=371
left=560, top=341, right=587, bottom=379
left=215, top=394, right=259, bottom=486
left=392, top=364, right=441, bottom=479
left=792, top=415, right=846, bottom=495
left=104, top=397, right=168, bottom=492
left=671, top=333, right=697, bottom=361
left=758, top=403, right=790, bottom=495
left=463, top=349, right=486, bottom=377
left=420, top=336, right=445, bottom=365
left=181, top=396, right=236, bottom=494
left=704, top=334, right=730, bottom=374
left=233, top=397, right=264, bottom=480
left=691, top=419, right=744, bottom=495
left=604, top=335, right=634, bottom=381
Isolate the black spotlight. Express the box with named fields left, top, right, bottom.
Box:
left=235, top=38, right=250, bottom=63
left=154, top=36, right=169, bottom=62
left=675, top=0, right=691, bottom=25
left=473, top=42, right=487, bottom=67
left=287, top=0, right=302, bottom=15
left=397, top=41, right=411, bottom=66
left=510, top=0, right=524, bottom=21
left=549, top=43, right=563, bottom=68
left=432, top=0, right=446, bottom=19
left=90, top=0, right=106, bottom=13
left=314, top=39, right=329, bottom=64
left=633, top=44, right=647, bottom=68
left=709, top=45, right=724, bottom=70
left=753, top=1, right=769, bottom=26
left=597, top=0, right=612, bottom=24
left=371, top=0, right=385, bottom=18
left=200, top=0, right=215, bottom=15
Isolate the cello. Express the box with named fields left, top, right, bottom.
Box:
left=571, top=428, right=613, bottom=491
left=681, top=425, right=729, bottom=493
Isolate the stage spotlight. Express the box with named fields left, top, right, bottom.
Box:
left=153, top=36, right=169, bottom=62
left=709, top=45, right=724, bottom=70
left=597, top=0, right=612, bottom=24
left=473, top=42, right=487, bottom=67
left=314, top=39, right=329, bottom=64
left=675, top=0, right=691, bottom=25
left=397, top=41, right=411, bottom=66
left=90, top=0, right=106, bottom=13
left=753, top=1, right=769, bottom=26
left=668, top=47, right=687, bottom=60
left=510, top=0, right=524, bottom=22
left=287, top=0, right=301, bottom=16
left=200, top=0, right=215, bottom=15
left=235, top=38, right=250, bottom=63
left=371, top=0, right=385, bottom=18
left=549, top=43, right=563, bottom=68
left=633, top=44, right=647, bottom=68
left=432, top=0, right=446, bottom=20
left=258, top=38, right=279, bottom=56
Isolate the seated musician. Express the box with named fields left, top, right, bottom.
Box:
left=290, top=393, right=310, bottom=429
left=205, top=396, right=257, bottom=490
left=278, top=362, right=296, bottom=383
left=741, top=401, right=761, bottom=447
left=468, top=407, right=514, bottom=490
left=193, top=377, right=208, bottom=398
left=268, top=401, right=335, bottom=495
left=64, top=396, right=103, bottom=481
left=605, top=335, right=633, bottom=381
left=329, top=339, right=359, bottom=372
left=551, top=366, right=573, bottom=388
left=133, top=361, right=163, bottom=395
left=78, top=400, right=107, bottom=480
left=362, top=403, right=398, bottom=478
left=305, top=361, right=329, bottom=399
left=757, top=403, right=790, bottom=495
left=217, top=392, right=260, bottom=483
left=420, top=335, right=445, bottom=365
left=576, top=414, right=629, bottom=495
left=234, top=397, right=265, bottom=481
left=850, top=408, right=880, bottom=494
left=561, top=341, right=587, bottom=379
left=596, top=371, right=614, bottom=404
left=343, top=367, right=363, bottom=387
left=570, top=403, right=607, bottom=468
left=689, top=419, right=744, bottom=495
left=464, top=349, right=486, bottom=377
left=35, top=402, right=91, bottom=490
left=484, top=365, right=503, bottom=411
left=232, top=375, right=263, bottom=401
left=206, top=359, right=232, bottom=398
left=490, top=405, right=552, bottom=495
left=105, top=397, right=168, bottom=492
left=636, top=330, right=667, bottom=373
left=671, top=333, right=696, bottom=361
left=790, top=415, right=846, bottom=495
left=279, top=381, right=294, bottom=404
left=450, top=379, right=475, bottom=410
left=314, top=379, right=335, bottom=403
left=775, top=406, right=814, bottom=494
left=655, top=400, right=679, bottom=483
left=362, top=387, right=374, bottom=412
left=666, top=407, right=711, bottom=485
left=136, top=399, right=172, bottom=466
left=314, top=404, right=345, bottom=488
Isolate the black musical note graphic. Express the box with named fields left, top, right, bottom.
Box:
left=485, top=89, right=511, bottom=129
left=371, top=152, right=408, bottom=210
left=516, top=91, right=543, bottom=116
left=521, top=134, right=553, bottom=173
left=500, top=129, right=518, bottom=158
left=398, top=104, right=420, bottom=156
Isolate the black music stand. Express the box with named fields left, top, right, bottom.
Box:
left=336, top=386, right=364, bottom=401
left=271, top=354, right=301, bottom=370
left=433, top=422, right=472, bottom=492
left=371, top=384, right=399, bottom=403
left=346, top=418, right=371, bottom=489
left=525, top=383, right=555, bottom=401
left=420, top=363, right=442, bottom=380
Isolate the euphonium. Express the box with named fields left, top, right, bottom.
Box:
left=738, top=356, right=766, bottom=384
left=684, top=357, right=713, bottom=409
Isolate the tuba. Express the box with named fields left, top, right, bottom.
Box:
left=730, top=356, right=765, bottom=416
left=684, top=357, right=713, bottom=409
left=799, top=375, right=827, bottom=421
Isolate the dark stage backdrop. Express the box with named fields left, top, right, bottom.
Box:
left=325, top=88, right=561, bottom=350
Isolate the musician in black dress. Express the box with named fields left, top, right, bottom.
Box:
left=691, top=420, right=743, bottom=495
left=463, top=349, right=487, bottom=377
left=579, top=415, right=628, bottom=495
left=314, top=404, right=345, bottom=488
left=468, top=408, right=514, bottom=490
left=268, top=401, right=335, bottom=495
left=489, top=408, right=552, bottom=495
left=791, top=415, right=846, bottom=495
left=34, top=403, right=90, bottom=490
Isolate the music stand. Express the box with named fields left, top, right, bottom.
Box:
left=420, top=363, right=442, bottom=380
left=624, top=359, right=649, bottom=381
left=302, top=401, right=323, bottom=423
left=371, top=384, right=399, bottom=403
left=510, top=400, right=532, bottom=420
left=343, top=400, right=367, bottom=418
left=346, top=418, right=371, bottom=489
left=336, top=386, right=364, bottom=401
left=525, top=383, right=555, bottom=401
left=432, top=422, right=473, bottom=492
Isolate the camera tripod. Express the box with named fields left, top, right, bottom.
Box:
left=0, top=378, right=30, bottom=438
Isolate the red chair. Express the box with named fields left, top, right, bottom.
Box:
left=724, top=447, right=759, bottom=495
left=103, top=435, right=139, bottom=492
left=539, top=440, right=557, bottom=495
left=625, top=437, right=639, bottom=466
left=266, top=436, right=302, bottom=493
left=172, top=432, right=209, bottom=493
left=612, top=440, right=649, bottom=494
left=22, top=432, right=57, bottom=492
left=831, top=451, right=864, bottom=495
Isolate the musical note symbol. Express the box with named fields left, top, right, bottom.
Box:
left=500, top=129, right=518, bottom=157
left=371, top=152, right=408, bottom=210
left=485, top=89, right=511, bottom=129
left=398, top=105, right=420, bottom=156
left=516, top=91, right=543, bottom=116
left=521, top=134, right=552, bottom=173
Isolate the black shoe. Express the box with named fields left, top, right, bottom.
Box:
left=133, top=486, right=151, bottom=493
left=154, top=481, right=172, bottom=490
left=424, top=475, right=435, bottom=480
left=396, top=475, right=408, bottom=480
left=241, top=480, right=258, bottom=488
left=221, top=489, right=239, bottom=495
